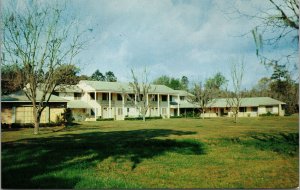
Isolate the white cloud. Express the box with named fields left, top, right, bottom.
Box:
left=57, top=0, right=299, bottom=88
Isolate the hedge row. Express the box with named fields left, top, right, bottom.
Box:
left=124, top=116, right=162, bottom=121
left=1, top=122, right=63, bottom=129
left=96, top=118, right=114, bottom=121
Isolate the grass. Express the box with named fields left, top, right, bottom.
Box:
left=1, top=115, right=299, bottom=188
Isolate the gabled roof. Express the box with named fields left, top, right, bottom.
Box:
left=206, top=97, right=286, bottom=108
left=1, top=90, right=68, bottom=102
left=174, top=90, right=194, bottom=97
left=79, top=80, right=178, bottom=94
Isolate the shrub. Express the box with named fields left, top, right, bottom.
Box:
left=170, top=116, right=183, bottom=118
left=96, top=118, right=114, bottom=121
left=124, top=116, right=162, bottom=121
left=260, top=112, right=277, bottom=117
left=63, top=108, right=74, bottom=125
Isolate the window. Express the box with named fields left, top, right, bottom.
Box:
left=252, top=107, right=258, bottom=112
left=89, top=93, right=95, bottom=100
left=117, top=94, right=122, bottom=101
left=162, top=108, right=167, bottom=115
left=162, top=95, right=167, bottom=101
left=180, top=96, right=185, bottom=101
left=74, top=93, right=82, bottom=100
left=153, top=95, right=158, bottom=101
left=239, top=107, right=246, bottom=112
left=102, top=93, right=108, bottom=101
left=127, top=108, right=130, bottom=113
left=127, top=94, right=135, bottom=101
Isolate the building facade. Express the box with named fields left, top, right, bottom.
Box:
left=1, top=81, right=287, bottom=124
left=1, top=91, right=67, bottom=124
left=55, top=81, right=286, bottom=121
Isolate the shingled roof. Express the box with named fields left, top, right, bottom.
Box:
left=79, top=80, right=178, bottom=94
left=1, top=90, right=67, bottom=102
left=206, top=97, right=286, bottom=108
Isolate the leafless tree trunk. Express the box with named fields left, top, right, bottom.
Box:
left=226, top=58, right=245, bottom=123
left=2, top=1, right=91, bottom=134
left=129, top=69, right=155, bottom=122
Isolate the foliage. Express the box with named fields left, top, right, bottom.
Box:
left=96, top=118, right=114, bottom=121
left=153, top=75, right=189, bottom=90
left=105, top=71, right=117, bottom=82
left=205, top=72, right=227, bottom=91
left=1, top=64, right=22, bottom=95
left=170, top=116, right=183, bottom=118
left=63, top=108, right=74, bottom=125
left=124, top=116, right=162, bottom=120
left=56, top=64, right=81, bottom=85
left=91, top=69, right=106, bottom=81
left=260, top=112, right=277, bottom=117
left=90, top=70, right=117, bottom=82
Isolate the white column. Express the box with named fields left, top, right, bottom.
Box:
left=146, top=94, right=149, bottom=117
left=122, top=94, right=125, bottom=119
left=135, top=94, right=137, bottom=114
left=177, top=94, right=180, bottom=116
left=167, top=94, right=170, bottom=118
left=109, top=92, right=112, bottom=118
left=94, top=91, right=97, bottom=120
left=278, top=104, right=281, bottom=116
left=157, top=93, right=160, bottom=116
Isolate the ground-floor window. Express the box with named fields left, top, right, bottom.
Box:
left=252, top=107, right=258, bottom=112
left=90, top=109, right=95, bottom=116
left=239, top=107, right=246, bottom=112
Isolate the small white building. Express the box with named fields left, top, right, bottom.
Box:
left=203, top=97, right=286, bottom=117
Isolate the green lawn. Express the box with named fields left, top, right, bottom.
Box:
left=1, top=116, right=299, bottom=188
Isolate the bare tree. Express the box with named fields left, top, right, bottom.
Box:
left=188, top=82, right=216, bottom=119
left=237, top=0, right=299, bottom=69
left=128, top=69, right=155, bottom=122
left=226, top=58, right=245, bottom=123
left=2, top=1, right=91, bottom=134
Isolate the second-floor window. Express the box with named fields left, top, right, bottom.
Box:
left=102, top=93, right=108, bottom=101
left=180, top=96, right=185, bottom=101
left=161, top=95, right=167, bottom=101
left=74, top=93, right=82, bottom=100
left=127, top=94, right=135, bottom=101
left=117, top=94, right=122, bottom=101
left=89, top=93, right=95, bottom=100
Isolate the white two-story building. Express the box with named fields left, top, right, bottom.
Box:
left=55, top=80, right=192, bottom=121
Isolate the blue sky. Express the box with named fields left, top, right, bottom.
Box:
left=8, top=0, right=299, bottom=90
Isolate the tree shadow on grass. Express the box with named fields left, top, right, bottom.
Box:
left=222, top=132, right=299, bottom=156
left=2, top=129, right=205, bottom=188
